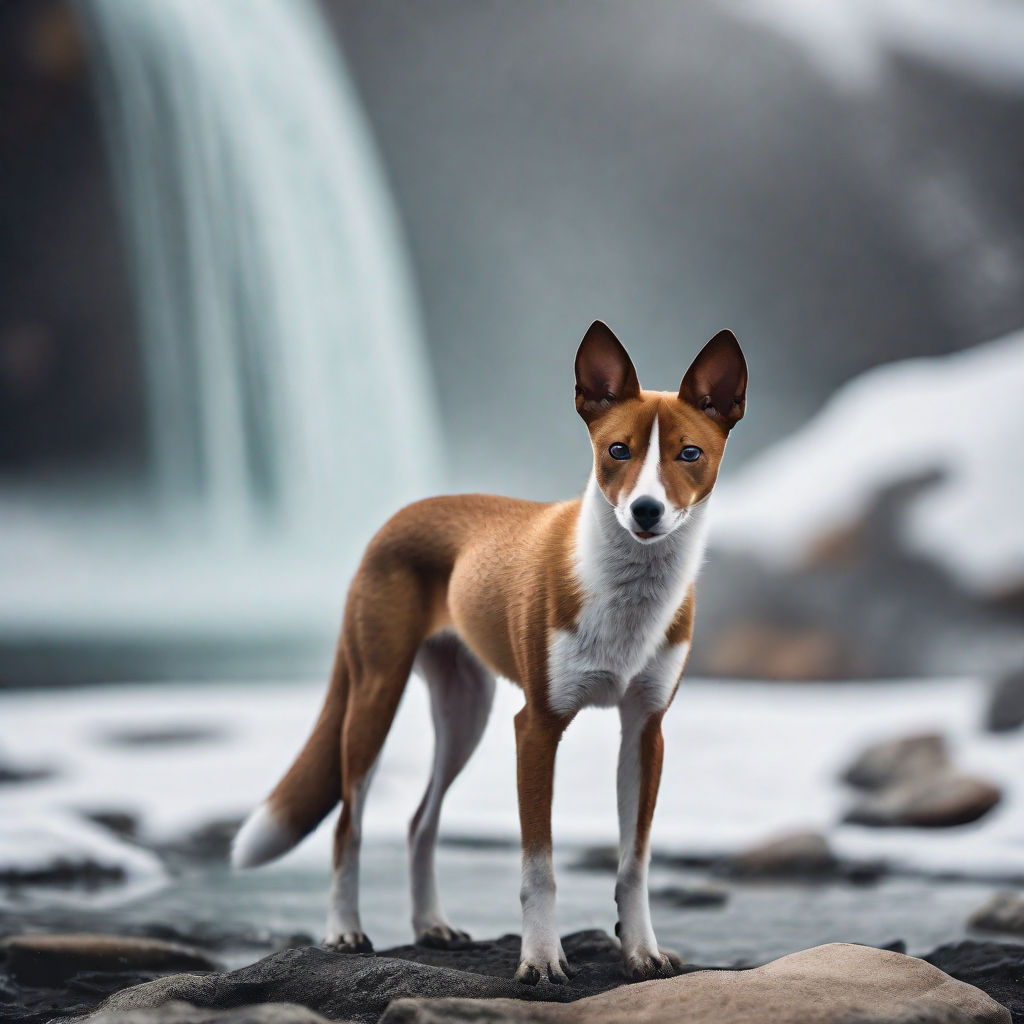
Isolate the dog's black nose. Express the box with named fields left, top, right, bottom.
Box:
left=630, top=497, right=663, bottom=531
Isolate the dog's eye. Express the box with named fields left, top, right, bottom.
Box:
left=608, top=443, right=631, bottom=460
left=678, top=445, right=702, bottom=462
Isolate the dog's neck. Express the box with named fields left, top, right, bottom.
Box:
left=575, top=472, right=709, bottom=598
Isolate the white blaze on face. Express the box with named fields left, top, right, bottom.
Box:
left=618, top=415, right=670, bottom=529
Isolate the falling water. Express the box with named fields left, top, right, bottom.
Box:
left=73, top=0, right=442, bottom=542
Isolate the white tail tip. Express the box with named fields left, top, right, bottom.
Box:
left=231, top=802, right=296, bottom=869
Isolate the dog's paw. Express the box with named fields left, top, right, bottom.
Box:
left=515, top=953, right=574, bottom=986
left=622, top=947, right=684, bottom=982
left=416, top=923, right=472, bottom=949
left=323, top=930, right=374, bottom=954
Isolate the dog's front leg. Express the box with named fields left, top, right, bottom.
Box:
left=513, top=704, right=572, bottom=985
left=615, top=689, right=684, bottom=980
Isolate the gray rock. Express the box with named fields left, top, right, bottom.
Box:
left=728, top=830, right=838, bottom=877
left=1, top=934, right=221, bottom=987
left=970, top=893, right=1024, bottom=936
left=378, top=942, right=1010, bottom=1024
left=650, top=885, right=728, bottom=908
left=85, top=998, right=339, bottom=1024
left=844, top=771, right=1001, bottom=828
left=986, top=668, right=1024, bottom=733
left=842, top=732, right=950, bottom=790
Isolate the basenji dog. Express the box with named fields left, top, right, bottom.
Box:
left=232, top=321, right=747, bottom=982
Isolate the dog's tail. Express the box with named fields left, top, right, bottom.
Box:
left=231, top=646, right=349, bottom=869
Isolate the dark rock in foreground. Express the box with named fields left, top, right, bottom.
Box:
left=925, top=940, right=1024, bottom=1024
left=82, top=931, right=1017, bottom=1024
left=3, top=930, right=1019, bottom=1024
left=87, top=1003, right=333, bottom=1024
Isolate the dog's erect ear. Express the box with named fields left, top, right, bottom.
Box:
left=679, top=329, right=747, bottom=431
left=574, top=321, right=640, bottom=423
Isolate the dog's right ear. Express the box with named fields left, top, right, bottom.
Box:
left=574, top=321, right=640, bottom=423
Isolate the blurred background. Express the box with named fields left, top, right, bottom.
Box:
left=2, top=0, right=1024, bottom=1011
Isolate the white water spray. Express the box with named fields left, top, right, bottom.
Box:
left=75, top=0, right=441, bottom=542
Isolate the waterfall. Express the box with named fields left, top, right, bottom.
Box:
left=73, top=0, right=442, bottom=544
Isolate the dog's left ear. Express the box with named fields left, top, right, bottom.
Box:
left=679, top=330, right=747, bottom=431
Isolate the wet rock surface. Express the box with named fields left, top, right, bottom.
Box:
left=0, top=923, right=1018, bottom=1024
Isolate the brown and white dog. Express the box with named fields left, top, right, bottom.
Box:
left=232, top=321, right=747, bottom=983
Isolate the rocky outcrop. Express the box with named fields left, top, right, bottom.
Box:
left=74, top=933, right=1016, bottom=1024
left=378, top=943, right=1009, bottom=1023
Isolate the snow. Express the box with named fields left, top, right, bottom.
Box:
left=1, top=673, right=1021, bottom=892
left=712, top=329, right=1024, bottom=597
left=0, top=811, right=164, bottom=891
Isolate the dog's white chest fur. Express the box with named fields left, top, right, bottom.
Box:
left=546, top=476, right=707, bottom=716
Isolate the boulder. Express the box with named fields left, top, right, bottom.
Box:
left=728, top=830, right=838, bottom=877
left=985, top=668, right=1024, bottom=733
left=844, top=771, right=1001, bottom=828
left=842, top=731, right=949, bottom=790
left=970, top=893, right=1024, bottom=936
left=0, top=934, right=221, bottom=987
left=378, top=942, right=1010, bottom=1023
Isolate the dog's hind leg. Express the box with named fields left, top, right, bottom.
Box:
left=325, top=604, right=424, bottom=951
left=408, top=633, right=496, bottom=947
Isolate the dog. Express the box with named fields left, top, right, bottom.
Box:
left=232, top=320, right=747, bottom=983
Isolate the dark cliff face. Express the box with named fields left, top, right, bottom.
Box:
left=0, top=1, right=142, bottom=475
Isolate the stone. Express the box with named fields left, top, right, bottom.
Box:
left=378, top=942, right=1010, bottom=1023
left=985, top=668, right=1024, bottom=733
left=700, top=620, right=850, bottom=681
left=970, top=893, right=1024, bottom=936
left=85, top=999, right=338, bottom=1024
left=844, top=771, right=1001, bottom=828
left=1, top=934, right=221, bottom=987
left=925, top=940, right=1024, bottom=1024
left=842, top=731, right=950, bottom=790
left=728, top=830, right=838, bottom=877
left=98, top=725, right=225, bottom=748
left=650, top=885, right=728, bottom=908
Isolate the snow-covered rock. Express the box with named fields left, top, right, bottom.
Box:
left=712, top=329, right=1024, bottom=598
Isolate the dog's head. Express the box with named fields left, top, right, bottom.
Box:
left=574, top=320, right=746, bottom=544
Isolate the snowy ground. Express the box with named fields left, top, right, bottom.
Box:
left=1, top=673, right=1021, bottom=880
left=2, top=674, right=1022, bottom=962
